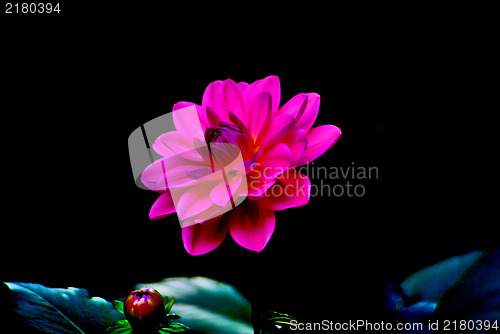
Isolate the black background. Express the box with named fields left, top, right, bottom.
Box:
left=2, top=2, right=497, bottom=327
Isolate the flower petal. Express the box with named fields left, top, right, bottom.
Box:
left=228, top=200, right=275, bottom=252
left=153, top=131, right=204, bottom=162
left=294, top=93, right=320, bottom=132
left=182, top=218, right=229, bottom=255
left=210, top=180, right=232, bottom=207
left=260, top=169, right=311, bottom=211
left=202, top=79, right=247, bottom=125
left=141, top=159, right=168, bottom=191
left=278, top=93, right=320, bottom=132
left=188, top=205, right=226, bottom=226
left=142, top=154, right=210, bottom=191
left=149, top=191, right=176, bottom=219
left=281, top=128, right=308, bottom=165
left=256, top=113, right=295, bottom=150
left=247, top=175, right=276, bottom=199
left=238, top=81, right=250, bottom=90
left=224, top=79, right=246, bottom=126
left=277, top=93, right=307, bottom=117
left=172, top=104, right=205, bottom=140
left=209, top=171, right=245, bottom=208
left=173, top=102, right=209, bottom=130
left=245, top=75, right=281, bottom=115
left=248, top=91, right=272, bottom=140
left=175, top=187, right=216, bottom=220
left=257, top=143, right=292, bottom=180
left=296, top=125, right=342, bottom=166
left=202, top=80, right=230, bottom=123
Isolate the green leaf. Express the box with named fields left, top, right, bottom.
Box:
left=400, top=250, right=485, bottom=302
left=157, top=329, right=170, bottom=334
left=165, top=295, right=175, bottom=314
left=4, top=282, right=125, bottom=334
left=266, top=310, right=296, bottom=323
left=165, top=313, right=181, bottom=319
left=106, top=319, right=132, bottom=334
left=434, top=249, right=500, bottom=321
left=114, top=300, right=124, bottom=314
left=395, top=249, right=500, bottom=328
left=160, top=321, right=190, bottom=333
left=158, top=329, right=171, bottom=334
left=135, top=277, right=253, bottom=334
left=258, top=311, right=297, bottom=333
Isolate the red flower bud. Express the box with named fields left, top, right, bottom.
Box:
left=124, top=287, right=165, bottom=330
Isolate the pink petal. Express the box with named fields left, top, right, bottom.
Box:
left=153, top=131, right=204, bottom=162
left=165, top=164, right=217, bottom=188
left=260, top=169, right=311, bottom=211
left=202, top=79, right=247, bottom=125
left=228, top=200, right=275, bottom=252
left=278, top=93, right=321, bottom=132
left=202, top=80, right=230, bottom=123
left=245, top=75, right=281, bottom=115
left=281, top=128, right=308, bottom=165
left=247, top=175, right=276, bottom=199
left=186, top=166, right=214, bottom=179
left=247, top=143, right=291, bottom=199
left=224, top=79, right=246, bottom=126
left=294, top=93, right=320, bottom=132
left=150, top=132, right=176, bottom=158
left=188, top=204, right=225, bottom=226
left=141, top=153, right=208, bottom=191
left=257, top=143, right=292, bottom=180
left=229, top=111, right=254, bottom=159
left=296, top=125, right=342, bottom=166
left=147, top=147, right=213, bottom=187
left=149, top=191, right=176, bottom=219
left=172, top=105, right=205, bottom=140
left=248, top=92, right=272, bottom=140
left=277, top=93, right=306, bottom=117
left=182, top=218, right=229, bottom=255
left=175, top=188, right=216, bottom=220
left=227, top=175, right=249, bottom=207
left=205, top=106, right=222, bottom=127
left=209, top=180, right=232, bottom=207
left=141, top=159, right=168, bottom=191
left=173, top=102, right=209, bottom=130
left=256, top=113, right=295, bottom=150
left=238, top=81, right=250, bottom=90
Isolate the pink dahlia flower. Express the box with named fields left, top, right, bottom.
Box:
left=141, top=76, right=341, bottom=255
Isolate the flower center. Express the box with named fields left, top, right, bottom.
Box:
left=204, top=122, right=242, bottom=146
left=205, top=127, right=223, bottom=144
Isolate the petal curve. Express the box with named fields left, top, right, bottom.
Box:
left=182, top=218, right=229, bottom=256
left=248, top=92, right=272, bottom=140
left=202, top=80, right=230, bottom=123
left=149, top=191, right=176, bottom=219
left=173, top=102, right=209, bottom=130
left=282, top=128, right=308, bottom=165
left=228, top=200, right=275, bottom=252
left=296, top=125, right=341, bottom=166
left=260, top=169, right=311, bottom=211
left=244, top=75, right=281, bottom=115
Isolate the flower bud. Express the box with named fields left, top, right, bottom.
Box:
left=124, top=287, right=165, bottom=330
